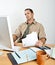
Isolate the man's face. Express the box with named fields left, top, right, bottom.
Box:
left=24, top=10, right=34, bottom=21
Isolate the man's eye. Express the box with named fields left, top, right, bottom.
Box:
left=27, top=13, right=29, bottom=14
left=25, top=13, right=29, bottom=15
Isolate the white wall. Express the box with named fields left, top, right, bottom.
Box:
left=0, top=0, right=55, bottom=44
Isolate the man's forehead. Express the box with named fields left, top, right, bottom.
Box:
left=25, top=10, right=31, bottom=13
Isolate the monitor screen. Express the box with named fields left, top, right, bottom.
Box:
left=0, top=16, right=14, bottom=49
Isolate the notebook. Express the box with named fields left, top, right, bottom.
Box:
left=7, top=49, right=36, bottom=64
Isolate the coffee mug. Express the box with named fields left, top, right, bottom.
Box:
left=37, top=50, right=49, bottom=65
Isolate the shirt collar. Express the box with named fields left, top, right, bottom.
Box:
left=25, top=19, right=36, bottom=24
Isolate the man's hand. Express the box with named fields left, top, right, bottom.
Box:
left=14, top=42, right=22, bottom=47
left=35, top=40, right=43, bottom=47
left=35, top=38, right=46, bottom=47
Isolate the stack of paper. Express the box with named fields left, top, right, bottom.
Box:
left=22, top=32, right=38, bottom=47
left=45, top=47, right=55, bottom=59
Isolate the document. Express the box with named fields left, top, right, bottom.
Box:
left=22, top=32, right=38, bottom=47
left=51, top=47, right=55, bottom=59
left=45, top=47, right=55, bottom=59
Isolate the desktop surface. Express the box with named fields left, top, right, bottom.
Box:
left=0, top=43, right=55, bottom=65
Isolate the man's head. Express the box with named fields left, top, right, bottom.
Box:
left=24, top=8, right=34, bottom=21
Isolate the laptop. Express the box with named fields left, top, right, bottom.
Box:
left=0, top=16, right=20, bottom=51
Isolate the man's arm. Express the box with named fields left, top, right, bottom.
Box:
left=13, top=34, right=18, bottom=42
left=40, top=38, right=46, bottom=44
left=36, top=23, right=46, bottom=47
left=13, top=24, right=22, bottom=42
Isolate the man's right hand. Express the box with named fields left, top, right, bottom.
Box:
left=13, top=34, right=18, bottom=42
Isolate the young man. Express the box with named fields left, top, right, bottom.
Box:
left=13, top=8, right=46, bottom=47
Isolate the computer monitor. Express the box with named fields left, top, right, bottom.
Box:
left=0, top=16, right=14, bottom=50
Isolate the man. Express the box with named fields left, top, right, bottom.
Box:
left=13, top=8, right=46, bottom=47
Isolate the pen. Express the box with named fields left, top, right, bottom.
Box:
left=15, top=52, right=21, bottom=58
left=45, top=46, right=51, bottom=49
left=37, top=46, right=44, bottom=50
left=37, top=46, right=51, bottom=50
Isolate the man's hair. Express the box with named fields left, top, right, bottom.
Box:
left=25, top=8, right=34, bottom=13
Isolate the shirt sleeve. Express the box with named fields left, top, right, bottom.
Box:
left=38, top=24, right=46, bottom=40
left=14, top=25, right=22, bottom=38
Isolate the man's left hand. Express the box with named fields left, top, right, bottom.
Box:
left=35, top=40, right=43, bottom=47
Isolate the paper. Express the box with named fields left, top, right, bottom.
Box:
left=45, top=47, right=55, bottom=59
left=45, top=49, right=51, bottom=56
left=22, top=32, right=38, bottom=47
left=12, top=46, right=21, bottom=51
left=0, top=52, right=3, bottom=55
left=51, top=47, right=55, bottom=58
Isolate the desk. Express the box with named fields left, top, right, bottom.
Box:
left=0, top=43, right=55, bottom=65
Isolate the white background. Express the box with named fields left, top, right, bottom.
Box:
left=0, top=0, right=55, bottom=44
